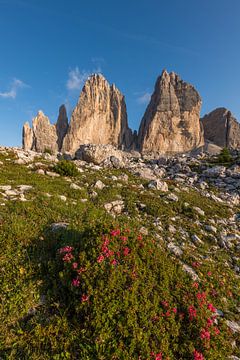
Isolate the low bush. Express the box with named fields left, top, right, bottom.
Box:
left=217, top=148, right=232, bottom=163
left=53, top=160, right=79, bottom=177
left=55, top=227, right=232, bottom=359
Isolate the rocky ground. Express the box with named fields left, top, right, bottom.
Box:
left=0, top=145, right=239, bottom=359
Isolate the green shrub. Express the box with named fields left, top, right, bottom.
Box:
left=44, top=148, right=53, bottom=155
left=217, top=148, right=232, bottom=163
left=55, top=227, right=233, bottom=359
left=53, top=160, right=79, bottom=177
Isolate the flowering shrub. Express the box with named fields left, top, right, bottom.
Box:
left=56, top=227, right=233, bottom=359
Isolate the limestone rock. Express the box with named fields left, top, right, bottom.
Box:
left=75, top=144, right=126, bottom=165
left=138, top=69, right=204, bottom=154
left=22, top=122, right=34, bottom=151
left=32, top=111, right=58, bottom=153
left=22, top=106, right=69, bottom=153
left=62, top=74, right=133, bottom=154
left=202, top=108, right=240, bottom=149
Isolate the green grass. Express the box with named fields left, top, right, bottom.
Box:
left=0, top=150, right=239, bottom=359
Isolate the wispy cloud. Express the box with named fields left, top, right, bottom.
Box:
left=66, top=66, right=102, bottom=91
left=0, top=78, right=28, bottom=99
left=137, top=92, right=151, bottom=105
left=66, top=67, right=90, bottom=91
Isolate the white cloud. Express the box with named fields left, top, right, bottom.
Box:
left=0, top=78, right=27, bottom=99
left=66, top=67, right=90, bottom=91
left=66, top=66, right=102, bottom=91
left=137, top=92, right=151, bottom=105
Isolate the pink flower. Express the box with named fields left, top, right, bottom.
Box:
left=59, top=246, right=74, bottom=254
left=72, top=278, right=80, bottom=287
left=120, top=236, right=128, bottom=243
left=188, top=305, right=197, bottom=320
left=200, top=328, right=211, bottom=341
left=213, top=326, right=220, bottom=335
left=165, top=310, right=171, bottom=317
left=63, top=252, right=74, bottom=262
left=207, top=317, right=214, bottom=327
left=162, top=301, right=169, bottom=308
left=111, top=259, right=117, bottom=266
left=97, top=254, right=105, bottom=263
left=193, top=349, right=204, bottom=360
left=108, top=250, right=115, bottom=257
left=192, top=261, right=200, bottom=268
left=207, top=271, right=212, bottom=276
left=207, top=303, right=216, bottom=313
left=172, top=307, right=177, bottom=314
left=72, top=262, right=78, bottom=269
left=123, top=247, right=130, bottom=256
left=81, top=294, right=89, bottom=302
left=110, top=229, right=120, bottom=236
left=150, top=352, right=162, bottom=360
left=192, top=282, right=199, bottom=288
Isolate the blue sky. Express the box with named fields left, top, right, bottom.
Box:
left=0, top=0, right=240, bottom=146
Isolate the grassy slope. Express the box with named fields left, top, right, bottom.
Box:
left=0, top=150, right=239, bottom=359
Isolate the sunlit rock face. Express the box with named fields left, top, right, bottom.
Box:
left=22, top=105, right=68, bottom=153
left=62, top=74, right=133, bottom=154
left=138, top=70, right=204, bottom=154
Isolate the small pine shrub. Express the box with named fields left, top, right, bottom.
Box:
left=55, top=227, right=233, bottom=359
left=44, top=148, right=53, bottom=155
left=53, top=160, right=79, bottom=177
left=217, top=147, right=232, bottom=163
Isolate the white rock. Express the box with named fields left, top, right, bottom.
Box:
left=167, top=242, right=183, bottom=256
left=58, top=195, right=67, bottom=202
left=94, top=180, right=105, bottom=190
left=0, top=185, right=12, bottom=191
left=70, top=183, right=81, bottom=190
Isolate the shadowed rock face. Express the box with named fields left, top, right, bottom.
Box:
left=138, top=70, right=204, bottom=154
left=62, top=74, right=133, bottom=154
left=202, top=108, right=240, bottom=149
left=22, top=106, right=68, bottom=153
left=56, top=105, right=68, bottom=150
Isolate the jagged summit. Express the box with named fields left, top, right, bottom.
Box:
left=22, top=70, right=239, bottom=156
left=62, top=74, right=133, bottom=153
left=23, top=105, right=68, bottom=153
left=138, top=70, right=204, bottom=154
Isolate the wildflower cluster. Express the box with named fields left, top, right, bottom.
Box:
left=56, top=227, right=233, bottom=359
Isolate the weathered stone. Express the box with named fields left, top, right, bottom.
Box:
left=22, top=122, right=34, bottom=151
left=75, top=144, right=125, bottom=165
left=62, top=74, right=133, bottom=154
left=22, top=107, right=68, bottom=154
left=202, top=108, right=240, bottom=149
left=138, top=70, right=204, bottom=154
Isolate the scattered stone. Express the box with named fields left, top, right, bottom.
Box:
left=70, top=183, right=81, bottom=190
left=166, top=193, right=179, bottom=202
left=94, top=180, right=105, bottom=190
left=148, top=180, right=168, bottom=192
left=50, top=222, right=69, bottom=231
left=58, top=195, right=67, bottom=202
left=167, top=242, right=183, bottom=256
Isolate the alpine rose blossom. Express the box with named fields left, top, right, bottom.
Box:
left=193, top=349, right=204, bottom=360
left=72, top=278, right=80, bottom=287
left=97, top=255, right=105, bottom=263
